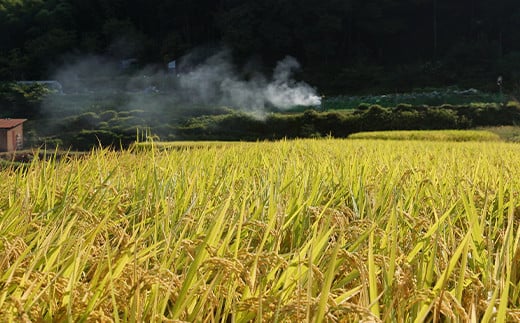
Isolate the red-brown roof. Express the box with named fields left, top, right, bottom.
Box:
left=0, top=119, right=27, bottom=129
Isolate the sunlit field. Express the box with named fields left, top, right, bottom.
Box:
left=348, top=130, right=501, bottom=142
left=1, top=138, right=520, bottom=321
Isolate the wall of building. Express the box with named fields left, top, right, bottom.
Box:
left=0, top=124, right=23, bottom=152
left=0, top=129, right=7, bottom=152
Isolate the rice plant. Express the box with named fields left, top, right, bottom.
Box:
left=1, top=139, right=520, bottom=321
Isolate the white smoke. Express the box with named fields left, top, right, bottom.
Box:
left=265, top=57, right=322, bottom=108
left=43, top=49, right=321, bottom=122
left=177, top=50, right=321, bottom=110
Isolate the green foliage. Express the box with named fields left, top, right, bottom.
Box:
left=317, top=89, right=504, bottom=111
left=0, top=82, right=47, bottom=118
left=1, top=0, right=520, bottom=92
left=99, top=110, right=118, bottom=121
left=175, top=103, right=520, bottom=141
left=0, top=82, right=49, bottom=104
left=506, top=100, right=520, bottom=109
left=396, top=103, right=412, bottom=110
left=39, top=137, right=63, bottom=149
left=422, top=108, right=460, bottom=129
left=357, top=103, right=370, bottom=110
left=4, top=76, right=520, bottom=150
left=69, top=129, right=122, bottom=150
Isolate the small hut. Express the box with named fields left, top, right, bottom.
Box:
left=0, top=119, right=27, bottom=152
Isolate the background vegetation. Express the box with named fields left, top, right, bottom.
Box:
left=1, top=0, right=520, bottom=93
left=2, top=1, right=520, bottom=148
left=2, top=82, right=520, bottom=149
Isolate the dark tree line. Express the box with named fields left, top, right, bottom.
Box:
left=173, top=102, right=520, bottom=141
left=1, top=0, right=520, bottom=92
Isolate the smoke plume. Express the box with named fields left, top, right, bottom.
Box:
left=176, top=50, right=321, bottom=110
left=39, top=48, right=322, bottom=138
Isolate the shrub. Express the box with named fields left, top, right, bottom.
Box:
left=396, top=103, right=413, bottom=110
left=422, top=108, right=460, bottom=129
left=99, top=110, right=118, bottom=122
left=440, top=103, right=455, bottom=109
left=71, top=130, right=121, bottom=150
left=357, top=103, right=371, bottom=110
left=505, top=100, right=520, bottom=109
left=392, top=110, right=421, bottom=130
left=367, top=104, right=386, bottom=112
left=76, top=112, right=100, bottom=129
left=40, top=137, right=63, bottom=149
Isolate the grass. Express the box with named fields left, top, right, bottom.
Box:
left=482, top=126, right=520, bottom=142
left=1, top=139, right=520, bottom=321
left=348, top=129, right=501, bottom=142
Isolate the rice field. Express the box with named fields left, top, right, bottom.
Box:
left=1, top=138, right=520, bottom=322
left=348, top=130, right=501, bottom=142
left=131, top=140, right=239, bottom=151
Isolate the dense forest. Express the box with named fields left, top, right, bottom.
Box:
left=1, top=0, right=520, bottom=92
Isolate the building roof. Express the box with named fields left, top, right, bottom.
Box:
left=0, top=119, right=27, bottom=129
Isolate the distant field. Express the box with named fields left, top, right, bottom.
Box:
left=348, top=129, right=501, bottom=142
left=481, top=126, right=520, bottom=142
left=1, top=139, right=520, bottom=321
left=131, top=140, right=238, bottom=151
